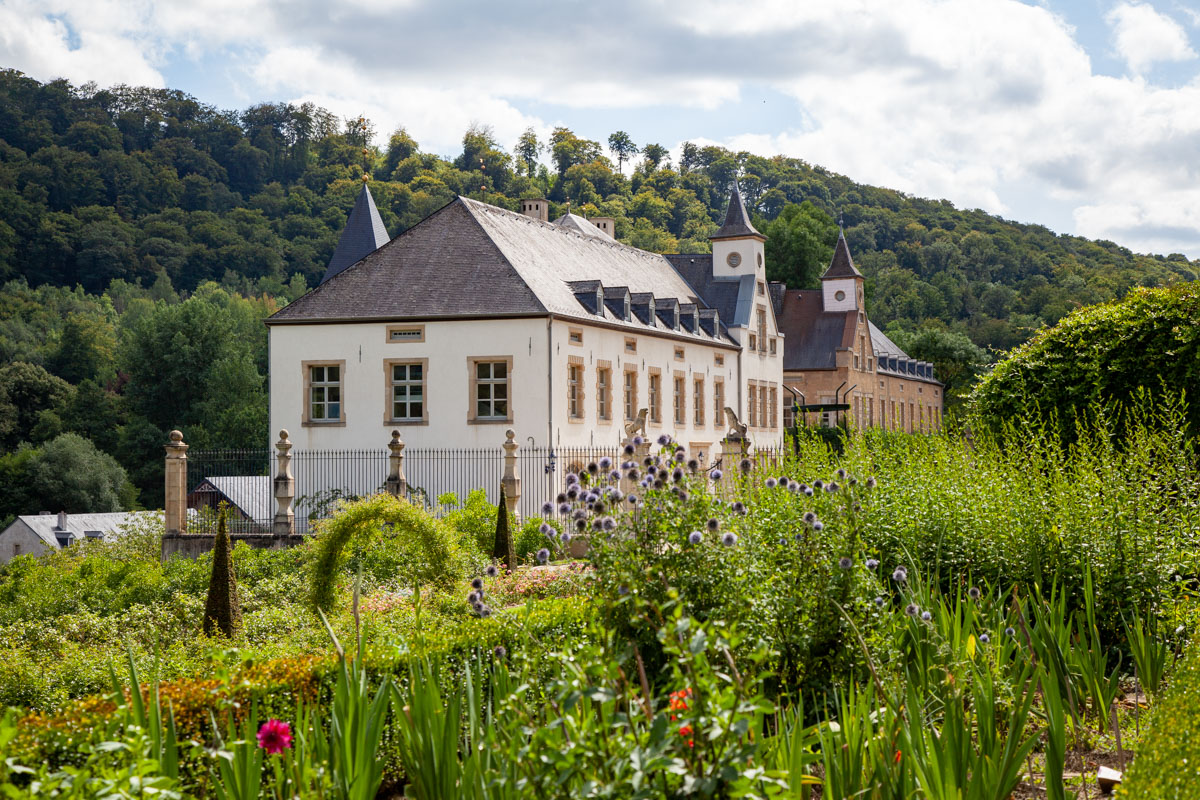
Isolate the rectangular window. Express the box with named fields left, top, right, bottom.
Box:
left=756, top=307, right=767, bottom=352
left=386, top=360, right=427, bottom=423
left=674, top=347, right=685, bottom=361
left=757, top=280, right=765, bottom=296
left=714, top=353, right=724, bottom=366
left=713, top=378, right=724, bottom=426
left=624, top=337, right=637, bottom=353
left=469, top=358, right=512, bottom=423
left=623, top=369, right=637, bottom=421
left=769, top=338, right=777, bottom=355
left=759, top=385, right=768, bottom=428
left=673, top=374, right=686, bottom=425
left=693, top=378, right=705, bottom=426
left=769, top=386, right=777, bottom=428
left=304, top=362, right=345, bottom=425
left=783, top=400, right=795, bottom=429
left=748, top=333, right=757, bottom=351
left=568, top=328, right=583, bottom=345
left=747, top=383, right=757, bottom=427
left=386, top=324, right=424, bottom=342
left=568, top=361, right=583, bottom=419
left=597, top=365, right=612, bottom=421
left=649, top=371, right=662, bottom=424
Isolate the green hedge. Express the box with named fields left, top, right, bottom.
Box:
left=1122, top=642, right=1200, bottom=798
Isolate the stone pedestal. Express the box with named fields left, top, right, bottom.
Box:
left=501, top=429, right=520, bottom=520
left=164, top=430, right=188, bottom=535
left=385, top=430, right=407, bottom=498
left=273, top=430, right=295, bottom=537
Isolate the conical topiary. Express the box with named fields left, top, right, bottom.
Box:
left=203, top=507, right=242, bottom=637
left=492, top=487, right=515, bottom=571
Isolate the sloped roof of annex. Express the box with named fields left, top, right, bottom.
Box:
left=268, top=196, right=739, bottom=348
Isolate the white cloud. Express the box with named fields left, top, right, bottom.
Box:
left=2, top=0, right=1200, bottom=255
left=1106, top=2, right=1196, bottom=74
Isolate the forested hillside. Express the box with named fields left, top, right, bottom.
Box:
left=0, top=68, right=1194, bottom=518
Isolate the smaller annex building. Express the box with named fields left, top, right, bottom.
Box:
left=774, top=232, right=943, bottom=432
left=0, top=511, right=156, bottom=563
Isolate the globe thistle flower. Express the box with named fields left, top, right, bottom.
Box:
left=565, top=472, right=579, bottom=486
left=647, top=464, right=658, bottom=476
left=473, top=601, right=484, bottom=614
left=618, top=585, right=629, bottom=596
left=921, top=610, right=932, bottom=621
left=486, top=564, right=499, bottom=578
left=707, top=517, right=720, bottom=531
left=979, top=633, right=990, bottom=644
left=593, top=501, right=607, bottom=515
left=687, top=458, right=699, bottom=472
left=893, top=567, right=908, bottom=583
left=874, top=596, right=886, bottom=608
left=849, top=477, right=859, bottom=487
left=675, top=489, right=690, bottom=503
left=865, top=476, right=877, bottom=489
left=657, top=434, right=671, bottom=446
left=865, top=558, right=879, bottom=570
left=765, top=477, right=778, bottom=488
left=468, top=591, right=479, bottom=604
left=539, top=522, right=554, bottom=537
left=591, top=518, right=604, bottom=531
left=609, top=470, right=621, bottom=482
left=710, top=469, right=723, bottom=481
left=1005, top=626, right=1016, bottom=637
left=627, top=468, right=640, bottom=481
left=640, top=479, right=650, bottom=489
left=788, top=481, right=801, bottom=493
left=596, top=457, right=610, bottom=471
left=556, top=492, right=568, bottom=504
left=794, top=532, right=805, bottom=543
left=541, top=501, right=554, bottom=515
left=653, top=479, right=665, bottom=489
left=561, top=530, right=572, bottom=544
left=672, top=450, right=685, bottom=464
left=602, top=517, right=617, bottom=532
left=905, top=603, right=919, bottom=617
left=967, top=587, right=981, bottom=600
left=610, top=489, right=624, bottom=502
left=835, top=468, right=847, bottom=480
left=566, top=486, right=579, bottom=500
left=688, top=531, right=703, bottom=545
left=572, top=509, right=586, bottom=521
left=803, top=511, right=817, bottom=524
left=633, top=435, right=644, bottom=445
left=493, top=645, right=507, bottom=659
left=575, top=519, right=586, bottom=531
left=587, top=462, right=601, bottom=476
left=826, top=482, right=839, bottom=493
left=624, top=443, right=636, bottom=456
left=813, top=479, right=824, bottom=489
left=480, top=606, right=492, bottom=618
left=644, top=456, right=655, bottom=467
left=732, top=501, right=747, bottom=516
left=721, top=532, right=738, bottom=547
left=559, top=503, right=571, bottom=515
left=838, top=556, right=853, bottom=570
left=739, top=458, right=753, bottom=474
left=672, top=467, right=684, bottom=482
left=536, top=548, right=550, bottom=564
left=628, top=494, right=639, bottom=505
left=471, top=577, right=483, bottom=590
left=812, top=521, right=824, bottom=532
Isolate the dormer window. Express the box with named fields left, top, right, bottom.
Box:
left=568, top=280, right=603, bottom=315
left=603, top=287, right=632, bottom=321
left=654, top=299, right=680, bottom=330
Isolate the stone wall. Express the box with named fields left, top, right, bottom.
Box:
left=161, top=531, right=306, bottom=561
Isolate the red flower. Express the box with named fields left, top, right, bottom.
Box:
left=257, top=719, right=293, bottom=754
left=894, top=749, right=902, bottom=764
left=678, top=724, right=695, bottom=747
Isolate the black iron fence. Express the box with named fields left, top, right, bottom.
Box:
left=185, top=442, right=774, bottom=534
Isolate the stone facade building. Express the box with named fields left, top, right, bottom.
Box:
left=774, top=232, right=943, bottom=432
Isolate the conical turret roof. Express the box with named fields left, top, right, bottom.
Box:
left=710, top=185, right=763, bottom=240
left=821, top=231, right=863, bottom=279
left=320, top=183, right=390, bottom=284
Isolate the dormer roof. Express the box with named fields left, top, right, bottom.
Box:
left=710, top=185, right=763, bottom=241
left=321, top=183, right=390, bottom=284
left=553, top=212, right=613, bottom=240
left=821, top=231, right=863, bottom=280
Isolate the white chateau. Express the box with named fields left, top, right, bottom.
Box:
left=266, top=185, right=784, bottom=461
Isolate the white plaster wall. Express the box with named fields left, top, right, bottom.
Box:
left=822, top=278, right=859, bottom=312
left=548, top=319, right=739, bottom=463
left=269, top=318, right=550, bottom=451
left=0, top=523, right=50, bottom=564
left=711, top=237, right=765, bottom=281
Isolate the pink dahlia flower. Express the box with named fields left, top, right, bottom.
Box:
left=257, top=719, right=293, bottom=755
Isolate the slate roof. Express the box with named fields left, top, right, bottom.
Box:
left=776, top=290, right=854, bottom=371
left=710, top=186, right=763, bottom=240
left=4, top=511, right=157, bottom=550
left=821, top=232, right=863, bottom=279
left=189, top=476, right=274, bottom=522
left=320, top=183, right=390, bottom=284
left=552, top=212, right=612, bottom=240
left=868, top=322, right=905, bottom=359
left=664, top=254, right=753, bottom=328
left=272, top=197, right=737, bottom=346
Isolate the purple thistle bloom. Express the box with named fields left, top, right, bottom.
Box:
left=559, top=503, right=571, bottom=515
left=672, top=467, right=684, bottom=482
left=586, top=462, right=600, bottom=475
left=739, top=458, right=753, bottom=474
left=826, top=482, right=839, bottom=493
left=866, top=477, right=877, bottom=489
left=849, top=477, right=859, bottom=487
left=804, top=487, right=814, bottom=497
left=493, top=645, right=507, bottom=658
left=556, top=492, right=567, bottom=504
left=599, top=456, right=613, bottom=469
left=874, top=596, right=885, bottom=608
left=732, top=501, right=747, bottom=516
left=1005, top=627, right=1015, bottom=637
left=640, top=479, right=650, bottom=489
left=471, top=577, right=483, bottom=590
left=865, top=558, right=879, bottom=570
left=707, top=517, right=720, bottom=531
left=627, top=469, right=640, bottom=481
left=812, top=521, right=824, bottom=532
left=593, top=501, right=607, bottom=514
left=905, top=603, right=919, bottom=617
left=838, top=556, right=853, bottom=570
left=561, top=531, right=572, bottom=544
left=794, top=532, right=805, bottom=542
left=575, top=519, right=586, bottom=531
left=765, top=477, right=778, bottom=488
left=539, top=522, right=553, bottom=536
left=803, top=511, right=817, bottom=524
left=647, top=465, right=658, bottom=475
left=541, top=501, right=555, bottom=515
left=618, top=585, right=629, bottom=596
left=687, top=458, right=699, bottom=472
left=628, top=494, right=639, bottom=505
left=644, top=456, right=655, bottom=467
left=688, top=531, right=703, bottom=545
left=624, top=443, right=636, bottom=456
left=813, top=479, right=824, bottom=489
left=968, top=587, right=981, bottom=600
left=893, top=567, right=908, bottom=582
left=788, top=481, right=801, bottom=493
left=468, top=591, right=479, bottom=604
left=653, top=479, right=664, bottom=489
left=835, top=468, right=847, bottom=480
left=979, top=633, right=990, bottom=643
left=480, top=606, right=492, bottom=618
left=473, top=601, right=484, bottom=613
left=610, top=489, right=624, bottom=502
left=657, top=434, right=671, bottom=446
left=710, top=469, right=723, bottom=481
left=633, top=435, right=644, bottom=445
left=565, top=473, right=579, bottom=486
left=536, top=548, right=550, bottom=564
left=721, top=532, right=738, bottom=547
left=675, top=489, right=690, bottom=502
left=486, top=565, right=498, bottom=578
left=591, top=518, right=603, bottom=531
left=921, top=611, right=932, bottom=621
left=572, top=509, right=586, bottom=521
left=609, top=470, right=621, bottom=482
left=602, top=517, right=617, bottom=531
left=566, top=486, right=579, bottom=500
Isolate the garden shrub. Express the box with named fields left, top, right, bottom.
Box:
left=1122, top=640, right=1200, bottom=798
left=307, top=493, right=475, bottom=612
left=201, top=509, right=241, bottom=637
left=438, top=488, right=500, bottom=554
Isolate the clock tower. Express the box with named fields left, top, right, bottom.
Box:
left=709, top=185, right=765, bottom=282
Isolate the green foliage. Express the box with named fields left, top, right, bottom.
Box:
left=307, top=494, right=473, bottom=613
left=885, top=322, right=989, bottom=406
left=971, top=282, right=1200, bottom=439
left=0, top=432, right=135, bottom=523
left=202, top=510, right=243, bottom=638
left=491, top=488, right=514, bottom=569
left=762, top=200, right=837, bottom=289
left=1121, top=640, right=1200, bottom=798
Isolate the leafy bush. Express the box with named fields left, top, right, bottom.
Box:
left=1122, top=640, right=1200, bottom=798
left=438, top=489, right=502, bottom=554
left=971, top=282, right=1200, bottom=440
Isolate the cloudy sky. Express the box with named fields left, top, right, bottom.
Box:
left=2, top=0, right=1199, bottom=258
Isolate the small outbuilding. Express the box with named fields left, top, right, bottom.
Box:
left=0, top=510, right=158, bottom=563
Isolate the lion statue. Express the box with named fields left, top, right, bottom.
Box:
left=624, top=408, right=648, bottom=439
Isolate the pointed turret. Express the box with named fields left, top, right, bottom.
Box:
left=320, top=183, right=390, bottom=284
left=710, top=185, right=764, bottom=241
left=821, top=231, right=863, bottom=279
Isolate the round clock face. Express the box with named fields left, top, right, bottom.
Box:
left=834, top=290, right=846, bottom=302
left=726, top=251, right=742, bottom=268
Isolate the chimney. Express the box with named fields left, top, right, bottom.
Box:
left=519, top=198, right=549, bottom=223
left=591, top=217, right=615, bottom=238
left=56, top=510, right=67, bottom=531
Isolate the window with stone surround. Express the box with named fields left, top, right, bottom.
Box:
left=385, top=359, right=428, bottom=424
left=649, top=369, right=662, bottom=424
left=623, top=368, right=637, bottom=421
left=713, top=377, right=724, bottom=426
left=567, top=358, right=584, bottom=420
left=673, top=373, right=686, bottom=425
left=303, top=361, right=345, bottom=425
left=596, top=363, right=612, bottom=421
left=468, top=357, right=512, bottom=423
left=693, top=377, right=705, bottom=426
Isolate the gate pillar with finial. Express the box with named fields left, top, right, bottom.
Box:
left=385, top=430, right=407, bottom=499
left=501, top=430, right=521, bottom=520
left=164, top=430, right=188, bottom=535
left=273, top=430, right=295, bottom=537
